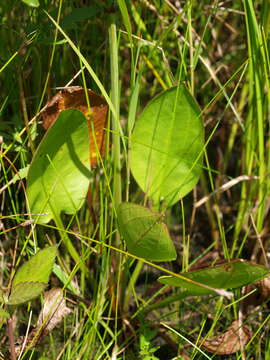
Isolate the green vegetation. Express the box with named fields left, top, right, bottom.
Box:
left=1, top=0, right=270, bottom=359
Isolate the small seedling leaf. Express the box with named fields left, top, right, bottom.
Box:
left=131, top=85, right=204, bottom=207
left=27, top=109, right=91, bottom=224
left=12, top=247, right=57, bottom=287
left=7, top=282, right=47, bottom=305
left=158, top=260, right=269, bottom=295
left=117, top=202, right=176, bottom=261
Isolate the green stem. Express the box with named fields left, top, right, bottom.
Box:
left=54, top=214, right=87, bottom=274
left=109, top=23, right=122, bottom=212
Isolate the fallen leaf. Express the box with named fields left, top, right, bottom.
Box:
left=41, top=86, right=108, bottom=166
left=243, top=275, right=270, bottom=311
left=258, top=276, right=270, bottom=298
left=200, top=320, right=251, bottom=355
left=15, top=288, right=71, bottom=355
left=36, top=288, right=71, bottom=335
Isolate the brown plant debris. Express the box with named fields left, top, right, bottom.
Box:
left=200, top=320, right=251, bottom=355
left=15, top=288, right=71, bottom=356
left=41, top=86, right=108, bottom=167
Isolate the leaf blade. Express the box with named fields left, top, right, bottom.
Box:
left=131, top=85, right=204, bottom=206
left=158, top=260, right=269, bottom=295
left=12, top=247, right=57, bottom=287
left=27, top=109, right=91, bottom=224
left=117, top=202, right=176, bottom=262
left=7, top=282, right=47, bottom=305
left=21, top=0, right=39, bottom=7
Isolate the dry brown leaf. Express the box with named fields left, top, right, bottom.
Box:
left=36, top=288, right=71, bottom=335
left=15, top=288, right=71, bottom=355
left=243, top=276, right=270, bottom=312
left=41, top=86, right=108, bottom=167
left=258, top=276, right=270, bottom=298
left=200, top=320, right=251, bottom=355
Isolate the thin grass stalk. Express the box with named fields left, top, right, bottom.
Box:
left=37, top=0, right=63, bottom=113
left=108, top=19, right=123, bottom=346
left=233, top=1, right=269, bottom=258
left=109, top=23, right=121, bottom=217
left=187, top=1, right=194, bottom=95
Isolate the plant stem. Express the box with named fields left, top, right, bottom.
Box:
left=7, top=318, right=16, bottom=360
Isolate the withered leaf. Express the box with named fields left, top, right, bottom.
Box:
left=258, top=276, right=270, bottom=299
left=41, top=86, right=108, bottom=167
left=243, top=275, right=270, bottom=312
left=36, top=288, right=71, bottom=335
left=200, top=320, right=251, bottom=355
left=15, top=288, right=71, bottom=355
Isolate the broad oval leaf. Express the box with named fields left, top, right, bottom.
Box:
left=27, top=109, right=91, bottom=224
left=117, top=202, right=176, bottom=262
left=158, top=260, right=269, bottom=295
left=131, top=85, right=204, bottom=206
left=12, top=247, right=57, bottom=287
left=7, top=282, right=47, bottom=305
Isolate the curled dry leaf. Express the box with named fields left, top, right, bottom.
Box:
left=243, top=276, right=270, bottom=312
left=41, top=86, right=108, bottom=166
left=15, top=288, right=71, bottom=355
left=200, top=320, right=251, bottom=355
left=36, top=288, right=71, bottom=335
left=258, top=276, right=270, bottom=298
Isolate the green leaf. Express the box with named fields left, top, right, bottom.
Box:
left=0, top=288, right=4, bottom=304
left=11, top=165, right=29, bottom=183
left=158, top=260, right=269, bottom=295
left=21, top=0, right=39, bottom=7
left=62, top=7, right=99, bottom=29
left=117, top=203, right=176, bottom=262
left=27, top=109, right=91, bottom=224
left=131, top=85, right=204, bottom=206
left=0, top=308, right=10, bottom=320
left=53, top=264, right=80, bottom=295
left=7, top=282, right=47, bottom=305
left=12, top=247, right=57, bottom=287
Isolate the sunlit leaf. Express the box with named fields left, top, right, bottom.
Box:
left=41, top=87, right=108, bottom=167
left=131, top=85, right=204, bottom=206
left=12, top=247, right=57, bottom=287
left=21, top=0, right=39, bottom=7
left=158, top=260, right=269, bottom=295
left=117, top=202, right=176, bottom=261
left=7, top=248, right=55, bottom=303
left=11, top=165, right=29, bottom=183
left=7, top=282, right=47, bottom=305
left=0, top=308, right=10, bottom=320
left=27, top=109, right=91, bottom=224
